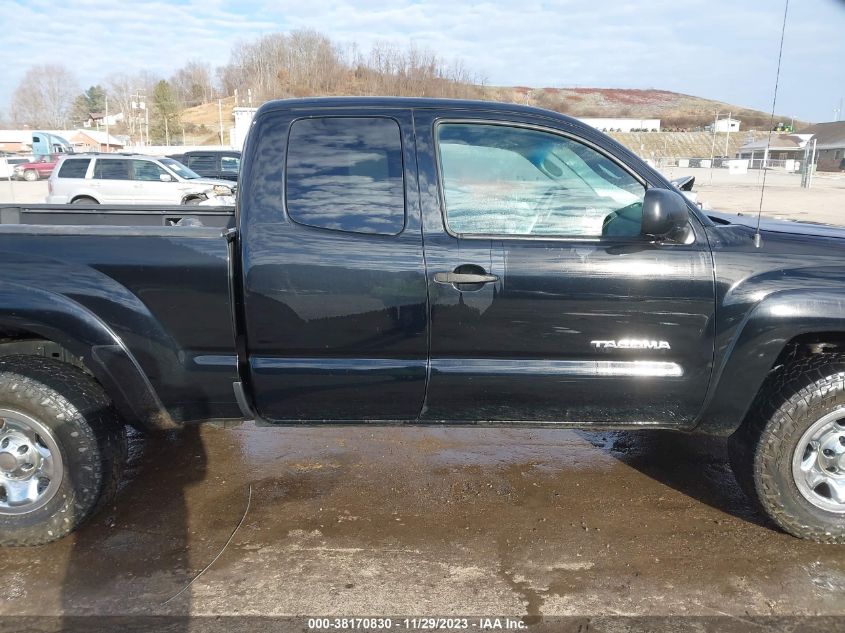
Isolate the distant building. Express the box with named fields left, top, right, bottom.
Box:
left=0, top=129, right=125, bottom=154
left=578, top=118, right=660, bottom=133
left=61, top=129, right=125, bottom=152
left=799, top=121, right=845, bottom=172
left=713, top=118, right=741, bottom=133
left=232, top=107, right=258, bottom=148
left=84, top=112, right=124, bottom=128
left=0, top=130, right=33, bottom=153
left=737, top=134, right=813, bottom=168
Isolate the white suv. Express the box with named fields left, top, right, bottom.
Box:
left=46, top=154, right=234, bottom=205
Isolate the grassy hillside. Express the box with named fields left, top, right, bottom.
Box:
left=179, top=88, right=790, bottom=151
left=609, top=130, right=770, bottom=160
left=485, top=87, right=794, bottom=130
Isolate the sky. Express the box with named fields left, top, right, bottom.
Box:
left=1, top=0, right=843, bottom=122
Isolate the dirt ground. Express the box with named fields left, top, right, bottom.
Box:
left=658, top=166, right=845, bottom=224
left=2, top=424, right=845, bottom=629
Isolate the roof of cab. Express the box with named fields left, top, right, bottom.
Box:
left=256, top=96, right=581, bottom=125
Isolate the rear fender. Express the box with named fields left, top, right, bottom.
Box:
left=0, top=281, right=178, bottom=431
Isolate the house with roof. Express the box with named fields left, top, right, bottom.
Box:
left=58, top=129, right=125, bottom=153
left=736, top=134, right=814, bottom=169
left=799, top=121, right=845, bottom=172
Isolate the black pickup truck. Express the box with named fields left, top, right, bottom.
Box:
left=1, top=97, right=845, bottom=546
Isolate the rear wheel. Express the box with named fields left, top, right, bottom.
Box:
left=72, top=196, right=99, bottom=205
left=23, top=170, right=38, bottom=182
left=729, top=354, right=845, bottom=542
left=0, top=356, right=127, bottom=546
left=183, top=196, right=203, bottom=205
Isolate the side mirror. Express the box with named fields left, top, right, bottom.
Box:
left=641, top=188, right=689, bottom=239
left=159, top=173, right=173, bottom=182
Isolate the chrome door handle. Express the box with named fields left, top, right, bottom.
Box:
left=434, top=272, right=498, bottom=284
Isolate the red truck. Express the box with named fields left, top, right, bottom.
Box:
left=12, top=154, right=61, bottom=181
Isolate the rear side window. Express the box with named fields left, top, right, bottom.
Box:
left=93, top=159, right=131, bottom=180
left=285, top=117, right=404, bottom=235
left=185, top=155, right=216, bottom=171
left=58, top=159, right=90, bottom=178
left=221, top=156, right=240, bottom=172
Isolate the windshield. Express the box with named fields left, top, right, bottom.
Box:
left=160, top=158, right=201, bottom=179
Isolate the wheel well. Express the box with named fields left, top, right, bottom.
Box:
left=0, top=330, right=86, bottom=372
left=730, top=332, right=845, bottom=438
left=70, top=195, right=97, bottom=203
left=770, top=332, right=845, bottom=370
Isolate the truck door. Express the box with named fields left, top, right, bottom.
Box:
left=239, top=107, right=428, bottom=421
left=414, top=110, right=715, bottom=426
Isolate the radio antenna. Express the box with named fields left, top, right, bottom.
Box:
left=754, top=0, right=790, bottom=248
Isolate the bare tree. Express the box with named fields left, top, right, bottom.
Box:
left=171, top=61, right=215, bottom=107
left=11, top=64, right=79, bottom=128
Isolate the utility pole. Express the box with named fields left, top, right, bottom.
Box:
left=218, top=99, right=224, bottom=145
left=724, top=111, right=732, bottom=158
left=104, top=95, right=109, bottom=153
left=709, top=111, right=718, bottom=183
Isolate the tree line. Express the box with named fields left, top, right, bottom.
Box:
left=1, top=30, right=485, bottom=144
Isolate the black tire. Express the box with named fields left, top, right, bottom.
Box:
left=72, top=196, right=99, bottom=205
left=729, top=354, right=845, bottom=542
left=183, top=196, right=203, bottom=206
left=0, top=355, right=127, bottom=546
left=23, top=170, right=38, bottom=182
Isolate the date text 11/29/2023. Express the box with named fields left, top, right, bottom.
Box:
left=307, top=617, right=528, bottom=630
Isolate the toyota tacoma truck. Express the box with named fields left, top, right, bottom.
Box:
left=1, top=97, right=844, bottom=546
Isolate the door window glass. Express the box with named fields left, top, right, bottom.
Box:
left=437, top=123, right=645, bottom=237
left=132, top=160, right=167, bottom=181
left=286, top=117, right=405, bottom=235
left=93, top=159, right=131, bottom=180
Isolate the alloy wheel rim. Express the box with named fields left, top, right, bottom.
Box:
left=0, top=409, right=64, bottom=515
left=792, top=409, right=845, bottom=514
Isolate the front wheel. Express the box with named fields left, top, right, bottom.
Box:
left=730, top=354, right=845, bottom=542
left=23, top=170, right=38, bottom=182
left=0, top=356, right=127, bottom=546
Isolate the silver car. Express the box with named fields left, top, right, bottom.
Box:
left=46, top=154, right=234, bottom=205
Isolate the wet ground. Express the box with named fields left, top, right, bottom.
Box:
left=2, top=423, right=845, bottom=626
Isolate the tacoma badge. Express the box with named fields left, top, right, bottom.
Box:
left=591, top=339, right=671, bottom=350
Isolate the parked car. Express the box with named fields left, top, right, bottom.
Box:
left=0, top=156, right=32, bottom=180
left=12, top=155, right=61, bottom=181
left=45, top=154, right=234, bottom=205
left=3, top=97, right=845, bottom=546
left=168, top=150, right=241, bottom=182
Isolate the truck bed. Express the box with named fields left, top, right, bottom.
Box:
left=0, top=206, right=239, bottom=423
left=0, top=203, right=234, bottom=227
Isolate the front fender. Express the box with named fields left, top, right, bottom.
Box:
left=695, top=289, right=845, bottom=435
left=0, top=281, right=178, bottom=431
